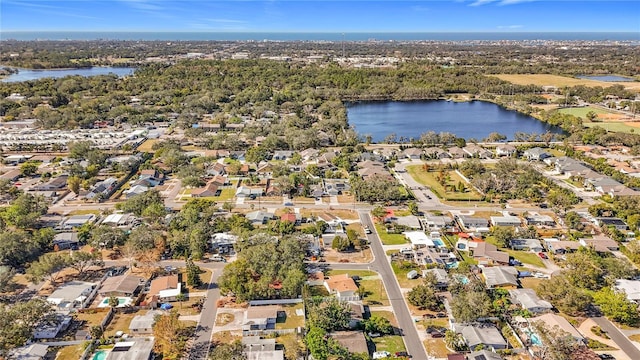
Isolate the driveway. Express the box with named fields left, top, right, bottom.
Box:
left=592, top=317, right=640, bottom=360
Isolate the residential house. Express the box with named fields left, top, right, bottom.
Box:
left=99, top=274, right=144, bottom=297
left=348, top=302, right=365, bottom=329
left=424, top=215, right=453, bottom=230
left=102, top=213, right=137, bottom=228
left=61, top=214, right=97, bottom=229
left=4, top=154, right=32, bottom=165
left=472, top=242, right=510, bottom=265
left=597, top=217, right=629, bottom=231
left=403, top=148, right=423, bottom=160
left=463, top=144, right=493, bottom=159
left=579, top=235, right=619, bottom=252
left=523, top=147, right=550, bottom=161
left=424, top=147, right=449, bottom=159
left=9, top=344, right=49, bottom=360
left=33, top=313, right=72, bottom=339
left=357, top=160, right=392, bottom=180
left=447, top=354, right=467, bottom=360
left=47, top=281, right=97, bottom=309
left=330, top=331, right=369, bottom=356
left=280, top=213, right=300, bottom=225
left=495, top=144, right=516, bottom=157
left=482, top=266, right=519, bottom=288
left=324, top=274, right=359, bottom=299
left=86, top=177, right=118, bottom=200
left=273, top=150, right=294, bottom=161
left=509, top=288, right=553, bottom=314
left=236, top=186, right=263, bottom=198
left=469, top=350, right=503, bottom=360
left=53, top=232, right=80, bottom=250
left=614, top=279, right=640, bottom=303
left=529, top=313, right=583, bottom=341
left=395, top=215, right=422, bottom=229
left=33, top=175, right=69, bottom=191
left=245, top=211, right=274, bottom=225
left=206, top=163, right=226, bottom=176
left=243, top=305, right=281, bottom=330
left=456, top=215, right=489, bottom=231
left=0, top=169, right=21, bottom=181
left=124, top=185, right=149, bottom=198
left=509, top=239, right=544, bottom=253
left=194, top=122, right=221, bottom=132
left=544, top=239, right=582, bottom=255
left=243, top=336, right=284, bottom=360
left=525, top=214, right=556, bottom=227
left=460, top=324, right=508, bottom=350
left=424, top=268, right=449, bottom=290
left=324, top=179, right=350, bottom=196
left=191, top=181, right=219, bottom=198
left=105, top=338, right=155, bottom=360
left=447, top=146, right=466, bottom=159
left=148, top=275, right=181, bottom=303
left=129, top=310, right=163, bottom=334
left=490, top=215, right=521, bottom=227
left=299, top=148, right=320, bottom=162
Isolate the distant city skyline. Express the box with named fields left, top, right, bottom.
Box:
left=1, top=1, right=639, bottom=33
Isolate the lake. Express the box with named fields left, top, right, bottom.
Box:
left=577, top=75, right=635, bottom=82
left=347, top=100, right=563, bottom=142
left=1, top=67, right=134, bottom=82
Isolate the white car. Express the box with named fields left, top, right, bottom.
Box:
left=373, top=351, right=391, bottom=359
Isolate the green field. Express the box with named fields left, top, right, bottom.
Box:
left=374, top=224, right=409, bottom=245
left=405, top=165, right=483, bottom=201
left=558, top=106, right=611, bottom=118
left=484, top=235, right=544, bottom=267
left=359, top=278, right=389, bottom=306
left=328, top=270, right=377, bottom=277
left=372, top=335, right=406, bottom=354
left=584, top=122, right=639, bottom=134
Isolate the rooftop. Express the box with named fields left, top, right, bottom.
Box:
left=106, top=338, right=155, bottom=360
left=324, top=274, right=358, bottom=293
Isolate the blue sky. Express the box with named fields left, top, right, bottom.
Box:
left=1, top=0, right=639, bottom=32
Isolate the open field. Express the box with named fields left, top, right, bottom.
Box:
left=359, top=278, right=389, bottom=306
left=328, top=269, right=377, bottom=277
left=373, top=335, right=406, bottom=354
left=374, top=224, right=409, bottom=245
left=584, top=122, right=640, bottom=134
left=137, top=139, right=158, bottom=152
left=55, top=344, right=86, bottom=360
left=558, top=106, right=612, bottom=118
left=406, top=165, right=483, bottom=201
left=492, top=74, right=640, bottom=91
left=299, top=209, right=359, bottom=220
left=423, top=338, right=449, bottom=358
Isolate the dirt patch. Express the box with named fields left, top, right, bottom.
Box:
left=322, top=247, right=373, bottom=263
left=624, top=122, right=640, bottom=128
left=215, top=313, right=235, bottom=326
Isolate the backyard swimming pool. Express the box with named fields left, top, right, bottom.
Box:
left=526, top=329, right=542, bottom=346
left=93, top=350, right=107, bottom=360
left=433, top=238, right=445, bottom=247
left=98, top=296, right=132, bottom=308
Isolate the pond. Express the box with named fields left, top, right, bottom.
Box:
left=1, top=67, right=134, bottom=82
left=577, top=75, right=635, bottom=82
left=347, top=100, right=563, bottom=142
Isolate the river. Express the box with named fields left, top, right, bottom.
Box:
left=1, top=67, right=134, bottom=82
left=347, top=100, right=563, bottom=142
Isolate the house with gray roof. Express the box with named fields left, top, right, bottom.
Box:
left=129, top=310, right=163, bottom=335
left=482, top=266, right=519, bottom=289
left=469, top=349, right=503, bottom=360
left=523, top=147, right=550, bottom=161
left=509, top=288, right=552, bottom=314
left=245, top=211, right=275, bottom=225
left=243, top=336, right=284, bottom=360
left=106, top=338, right=155, bottom=360
left=424, top=268, right=449, bottom=290
left=460, top=324, right=507, bottom=350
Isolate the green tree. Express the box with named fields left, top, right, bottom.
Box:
left=371, top=206, right=387, bottom=222
left=363, top=315, right=393, bottom=335
left=0, top=299, right=53, bottom=356
left=90, top=325, right=104, bottom=340
left=153, top=311, right=186, bottom=359
left=450, top=289, right=493, bottom=323
left=68, top=250, right=103, bottom=274
left=0, top=193, right=48, bottom=229
left=407, top=283, right=439, bottom=310
left=445, top=330, right=468, bottom=352
left=67, top=175, right=82, bottom=195
left=0, top=230, right=41, bottom=268
left=0, top=266, right=15, bottom=293
left=186, top=258, right=202, bottom=287
left=245, top=145, right=269, bottom=168
left=536, top=274, right=592, bottom=316
left=305, top=326, right=329, bottom=360
left=594, top=287, right=639, bottom=326
left=26, top=252, right=69, bottom=284
left=19, top=161, right=39, bottom=176
left=210, top=340, right=247, bottom=360
left=492, top=226, right=516, bottom=248
left=116, top=189, right=164, bottom=217
left=408, top=201, right=419, bottom=215
left=307, top=297, right=352, bottom=331
left=108, top=295, right=119, bottom=309
left=175, top=293, right=186, bottom=309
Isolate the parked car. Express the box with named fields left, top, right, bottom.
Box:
left=364, top=226, right=372, bottom=234
left=436, top=312, right=447, bottom=318
left=373, top=351, right=391, bottom=359
left=395, top=351, right=411, bottom=358
left=431, top=331, right=444, bottom=338
left=368, top=332, right=381, bottom=338
left=538, top=252, right=548, bottom=259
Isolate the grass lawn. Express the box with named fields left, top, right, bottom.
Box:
left=104, top=312, right=139, bottom=337
left=276, top=303, right=305, bottom=330
left=372, top=335, right=406, bottom=354
left=137, top=139, right=158, bottom=152
left=214, top=188, right=236, bottom=201
left=179, top=268, right=212, bottom=292
left=558, top=106, right=611, bottom=118
left=371, top=311, right=399, bottom=328
left=212, top=330, right=241, bottom=345
left=519, top=277, right=544, bottom=290
left=584, top=122, right=640, bottom=134
left=328, top=269, right=377, bottom=277
left=308, top=285, right=330, bottom=297
left=374, top=224, right=409, bottom=245
left=300, top=209, right=359, bottom=220
left=492, top=74, right=640, bottom=89
left=405, top=165, right=483, bottom=201
left=359, top=278, right=389, bottom=306
left=484, top=236, right=545, bottom=267
left=391, top=261, right=423, bottom=288
left=75, top=310, right=110, bottom=328
left=424, top=339, right=449, bottom=358
left=56, top=344, right=86, bottom=360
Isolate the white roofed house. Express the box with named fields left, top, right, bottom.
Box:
left=403, top=147, right=423, bottom=160
left=496, top=144, right=516, bottom=157
left=490, top=215, right=521, bottom=227
left=47, top=281, right=98, bottom=309
left=459, top=324, right=508, bottom=350
left=614, top=279, right=640, bottom=303
left=424, top=215, right=453, bottom=230
left=129, top=310, right=163, bottom=335
left=456, top=215, right=489, bottom=232
left=509, top=239, right=544, bottom=253
left=482, top=266, right=519, bottom=289
left=523, top=147, right=550, bottom=161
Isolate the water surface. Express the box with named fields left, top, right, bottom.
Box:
left=1, top=67, right=134, bottom=82
left=577, top=75, right=635, bottom=82
left=347, top=100, right=563, bottom=141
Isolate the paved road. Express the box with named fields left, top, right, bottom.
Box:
left=359, top=211, right=428, bottom=360
left=593, top=317, right=640, bottom=360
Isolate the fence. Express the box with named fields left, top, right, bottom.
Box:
left=248, top=299, right=303, bottom=306
left=243, top=328, right=297, bottom=337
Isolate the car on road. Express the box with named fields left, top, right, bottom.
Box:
left=598, top=354, right=615, bottom=360
left=364, top=226, right=372, bottom=234
left=538, top=252, right=548, bottom=259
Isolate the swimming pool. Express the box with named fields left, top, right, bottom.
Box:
left=98, top=297, right=132, bottom=308
left=455, top=275, right=469, bottom=284
left=526, top=329, right=542, bottom=346
left=93, top=350, right=107, bottom=360
left=433, top=239, right=445, bottom=247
